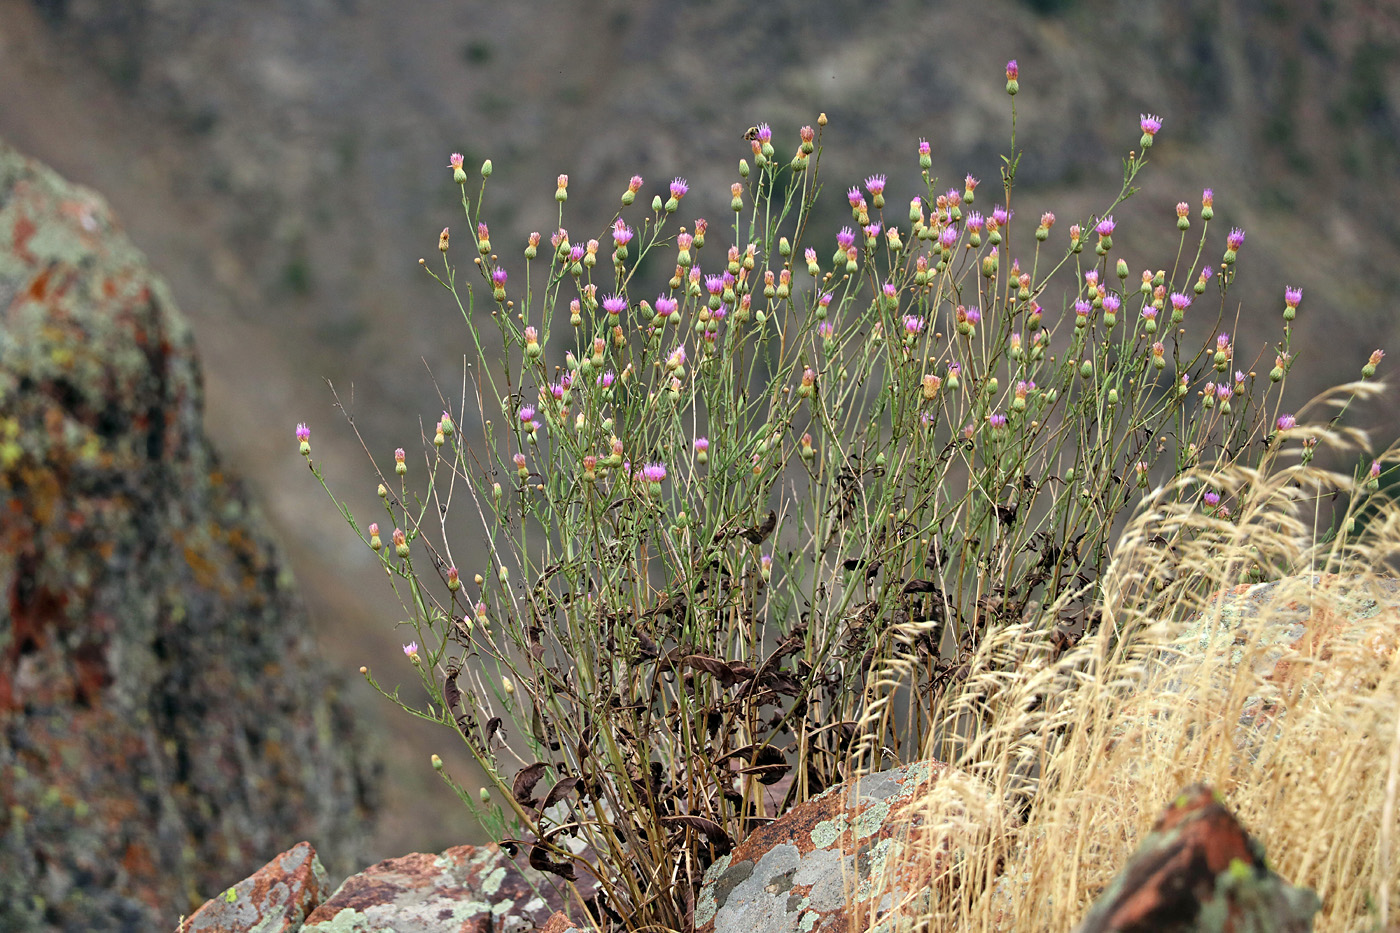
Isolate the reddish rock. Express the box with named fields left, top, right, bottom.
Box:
left=1074, top=785, right=1319, bottom=933
left=0, top=142, right=374, bottom=931
left=696, top=759, right=994, bottom=933
left=178, top=842, right=329, bottom=933
left=539, top=910, right=587, bottom=933
left=302, top=843, right=579, bottom=933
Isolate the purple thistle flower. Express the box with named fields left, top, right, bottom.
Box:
left=1076, top=299, right=1093, bottom=318
left=1202, top=188, right=1214, bottom=208
left=1201, top=266, right=1214, bottom=281
left=1170, top=292, right=1191, bottom=311
left=492, top=267, right=508, bottom=287
left=1227, top=227, right=1245, bottom=250
left=1370, top=460, right=1382, bottom=480
left=1204, top=491, right=1221, bottom=507
left=705, top=274, right=725, bottom=296
left=903, top=315, right=925, bottom=335
left=603, top=294, right=627, bottom=315
left=1096, top=215, right=1116, bottom=237
left=1216, top=384, right=1232, bottom=401
left=966, top=212, right=985, bottom=232
left=1141, top=306, right=1158, bottom=322
left=1217, top=333, right=1231, bottom=350
left=865, top=174, right=887, bottom=196
left=642, top=462, right=667, bottom=483
left=669, top=177, right=689, bottom=199
left=818, top=320, right=835, bottom=339
left=569, top=244, right=586, bottom=263
left=404, top=641, right=419, bottom=658
left=1139, top=113, right=1162, bottom=136
left=939, top=225, right=958, bottom=249
left=992, top=206, right=1011, bottom=226
left=756, top=123, right=772, bottom=143
left=612, top=220, right=634, bottom=247
left=694, top=437, right=709, bottom=454
left=964, top=306, right=982, bottom=325
left=654, top=295, right=678, bottom=317
left=883, top=282, right=897, bottom=299
left=847, top=187, right=862, bottom=207
left=805, top=247, right=818, bottom=264
left=1102, top=294, right=1121, bottom=314
left=449, top=153, right=464, bottom=170
left=837, top=227, right=856, bottom=249
left=1005, top=60, right=1018, bottom=80
left=918, top=138, right=931, bottom=156
left=818, top=292, right=833, bottom=308
left=295, top=422, right=310, bottom=443
left=988, top=412, right=1008, bottom=430
left=519, top=405, right=535, bottom=422
left=864, top=222, right=882, bottom=238
left=1277, top=414, right=1296, bottom=431
left=1284, top=286, right=1302, bottom=307
left=597, top=371, right=615, bottom=388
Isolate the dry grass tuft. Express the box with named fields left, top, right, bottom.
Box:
left=865, top=387, right=1400, bottom=933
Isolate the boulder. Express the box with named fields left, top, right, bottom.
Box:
left=695, top=759, right=999, bottom=933
left=178, top=842, right=329, bottom=933
left=1074, top=784, right=1319, bottom=933
left=0, top=140, right=375, bottom=931
left=185, top=842, right=586, bottom=933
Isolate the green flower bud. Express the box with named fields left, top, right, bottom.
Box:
left=481, top=159, right=493, bottom=177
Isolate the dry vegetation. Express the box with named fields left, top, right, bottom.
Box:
left=864, top=383, right=1400, bottom=932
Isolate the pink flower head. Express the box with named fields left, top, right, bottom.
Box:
left=805, top=247, right=818, bottom=264
left=1217, top=333, right=1231, bottom=351
left=1200, top=266, right=1214, bottom=281
left=404, top=641, right=419, bottom=658
left=492, top=267, right=508, bottom=287
left=756, top=123, right=772, bottom=143
left=628, top=175, right=644, bottom=193
left=518, top=405, right=535, bottom=422
left=1227, top=227, right=1246, bottom=250
left=837, top=227, right=856, bottom=249
left=1006, top=60, right=1018, bottom=80
left=667, top=345, right=687, bottom=368
left=1202, top=188, right=1214, bottom=208
left=642, top=462, right=667, bottom=483
left=1102, top=294, right=1121, bottom=314
left=1139, top=113, right=1162, bottom=136
left=449, top=153, right=464, bottom=170
left=847, top=187, right=862, bottom=208
left=883, top=282, right=897, bottom=299
left=988, top=412, right=1008, bottom=430
left=1284, top=286, right=1302, bottom=308
left=918, top=138, right=931, bottom=157
left=1176, top=201, right=1190, bottom=218
left=1039, top=211, right=1055, bottom=228
left=603, top=294, right=627, bottom=315
left=863, top=222, right=882, bottom=238
left=963, top=305, right=982, bottom=325
left=1170, top=292, right=1191, bottom=311
left=694, top=437, right=709, bottom=454
left=612, top=220, right=634, bottom=247
left=1276, top=414, right=1296, bottom=431
left=394, top=447, right=406, bottom=464
left=705, top=274, right=725, bottom=296
left=1076, top=300, right=1093, bottom=318
left=1370, top=460, right=1382, bottom=480
left=966, top=212, right=985, bottom=232
left=939, top=225, right=959, bottom=250
left=992, top=205, right=1011, bottom=226
left=818, top=292, right=833, bottom=309
left=1204, top=490, right=1221, bottom=507
left=903, top=314, right=925, bottom=335
left=569, top=244, right=586, bottom=263
left=597, top=371, right=615, bottom=388
left=865, top=174, right=887, bottom=196
left=817, top=320, right=835, bottom=339
left=676, top=232, right=693, bottom=251
left=1084, top=270, right=1099, bottom=288
left=295, top=422, right=310, bottom=443
left=1096, top=216, right=1116, bottom=238
left=965, top=174, right=979, bottom=193
left=478, top=222, right=490, bottom=240
left=654, top=295, right=678, bottom=317
left=1141, top=306, right=1157, bottom=322
left=669, top=177, right=689, bottom=199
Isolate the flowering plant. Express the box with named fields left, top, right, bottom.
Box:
left=302, top=63, right=1385, bottom=931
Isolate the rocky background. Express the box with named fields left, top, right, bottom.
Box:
left=1, top=0, right=1398, bottom=917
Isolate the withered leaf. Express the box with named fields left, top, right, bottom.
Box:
left=684, top=654, right=745, bottom=686
left=512, top=762, right=550, bottom=807
left=527, top=844, right=577, bottom=881
left=902, top=579, right=941, bottom=594
left=661, top=815, right=733, bottom=854
left=541, top=776, right=581, bottom=811
left=739, top=510, right=777, bottom=545
left=486, top=717, right=504, bottom=745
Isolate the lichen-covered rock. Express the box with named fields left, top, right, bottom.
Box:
left=301, top=844, right=575, bottom=933
left=696, top=759, right=999, bottom=933
left=1073, top=784, right=1319, bottom=933
left=178, top=842, right=329, bottom=933
left=0, top=140, right=375, bottom=932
